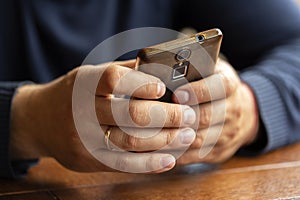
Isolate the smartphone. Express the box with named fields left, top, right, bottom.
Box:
left=136, top=28, right=223, bottom=102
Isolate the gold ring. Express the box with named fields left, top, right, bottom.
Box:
left=104, top=126, right=112, bottom=150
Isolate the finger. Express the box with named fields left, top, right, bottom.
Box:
left=190, top=122, right=242, bottom=153
left=176, top=121, right=243, bottom=165
left=93, top=150, right=176, bottom=173
left=108, top=127, right=196, bottom=152
left=112, top=59, right=136, bottom=69
left=172, top=60, right=239, bottom=105
left=97, top=64, right=166, bottom=99
left=173, top=74, right=226, bottom=105
left=175, top=122, right=237, bottom=165
left=96, top=97, right=196, bottom=127
left=191, top=124, right=225, bottom=149
left=192, top=99, right=226, bottom=129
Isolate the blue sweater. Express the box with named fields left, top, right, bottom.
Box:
left=1, top=0, right=300, bottom=178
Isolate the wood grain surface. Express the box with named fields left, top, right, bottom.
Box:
left=1, top=142, right=300, bottom=199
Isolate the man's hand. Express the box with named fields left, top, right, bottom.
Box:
left=172, top=59, right=259, bottom=164
left=10, top=60, right=196, bottom=173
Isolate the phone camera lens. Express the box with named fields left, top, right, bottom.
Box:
left=175, top=49, right=191, bottom=61
left=196, top=34, right=205, bottom=42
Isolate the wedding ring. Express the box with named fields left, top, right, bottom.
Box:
left=104, top=126, right=113, bottom=150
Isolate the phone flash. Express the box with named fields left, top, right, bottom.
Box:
left=172, top=61, right=189, bottom=80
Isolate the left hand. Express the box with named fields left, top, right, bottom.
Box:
left=172, top=59, right=259, bottom=164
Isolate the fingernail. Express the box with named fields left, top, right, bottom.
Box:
left=174, top=90, right=189, bottom=104
left=183, top=107, right=196, bottom=125
left=160, top=156, right=175, bottom=168
left=157, top=82, right=165, bottom=96
left=179, top=129, right=196, bottom=144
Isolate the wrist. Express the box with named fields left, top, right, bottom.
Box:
left=10, top=84, right=46, bottom=160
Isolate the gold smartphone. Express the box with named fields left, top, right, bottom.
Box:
left=136, top=28, right=223, bottom=102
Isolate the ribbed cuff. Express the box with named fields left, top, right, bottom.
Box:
left=239, top=71, right=290, bottom=155
left=0, top=82, right=37, bottom=178
left=0, top=82, right=20, bottom=178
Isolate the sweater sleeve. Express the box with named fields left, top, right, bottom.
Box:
left=238, top=38, right=300, bottom=154
left=0, top=82, right=37, bottom=178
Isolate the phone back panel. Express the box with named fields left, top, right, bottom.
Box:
left=137, top=29, right=222, bottom=102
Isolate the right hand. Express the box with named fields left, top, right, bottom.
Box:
left=10, top=60, right=196, bottom=173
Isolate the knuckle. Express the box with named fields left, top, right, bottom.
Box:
left=128, top=103, right=140, bottom=125
left=128, top=103, right=149, bottom=126
left=124, top=134, right=139, bottom=150
left=199, top=106, right=211, bottom=127
left=227, top=99, right=242, bottom=121
left=217, top=136, right=227, bottom=146
left=234, top=101, right=242, bottom=119
left=143, top=81, right=156, bottom=96
left=197, top=84, right=205, bottom=101
left=165, top=131, right=173, bottom=146
left=220, top=72, right=238, bottom=96
left=233, top=126, right=240, bottom=134
left=168, top=106, right=181, bottom=126
left=191, top=133, right=202, bottom=148
left=103, top=65, right=121, bottom=92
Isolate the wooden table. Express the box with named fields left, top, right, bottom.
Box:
left=1, top=143, right=300, bottom=200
